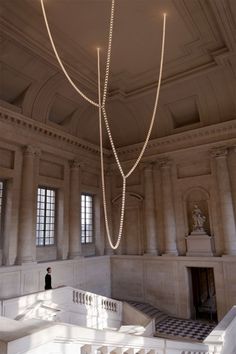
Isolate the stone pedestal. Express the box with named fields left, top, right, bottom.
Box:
left=186, top=232, right=214, bottom=257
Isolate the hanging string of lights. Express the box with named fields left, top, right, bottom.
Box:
left=41, top=0, right=166, bottom=249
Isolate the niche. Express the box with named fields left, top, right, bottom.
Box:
left=184, top=188, right=215, bottom=257
left=185, top=188, right=211, bottom=236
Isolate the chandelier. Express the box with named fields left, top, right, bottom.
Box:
left=41, top=0, right=166, bottom=249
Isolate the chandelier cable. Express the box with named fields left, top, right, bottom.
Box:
left=101, top=13, right=166, bottom=180
left=97, top=48, right=126, bottom=249
left=41, top=0, right=166, bottom=250
left=41, top=0, right=99, bottom=108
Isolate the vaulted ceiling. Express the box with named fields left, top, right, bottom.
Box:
left=1, top=0, right=236, bottom=149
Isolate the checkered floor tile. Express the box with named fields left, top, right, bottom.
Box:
left=155, top=317, right=216, bottom=342
left=126, top=301, right=216, bottom=342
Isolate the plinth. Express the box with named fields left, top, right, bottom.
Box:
left=186, top=231, right=214, bottom=257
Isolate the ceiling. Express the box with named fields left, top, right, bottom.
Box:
left=1, top=0, right=236, bottom=149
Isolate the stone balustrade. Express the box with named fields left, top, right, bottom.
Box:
left=72, top=289, right=121, bottom=315
left=3, top=287, right=236, bottom=354
left=1, top=286, right=122, bottom=330
left=73, top=289, right=95, bottom=306
left=0, top=316, right=218, bottom=354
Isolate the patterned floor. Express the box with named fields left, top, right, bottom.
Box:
left=126, top=301, right=216, bottom=342
left=155, top=317, right=216, bottom=342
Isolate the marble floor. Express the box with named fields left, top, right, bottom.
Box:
left=127, top=301, right=216, bottom=342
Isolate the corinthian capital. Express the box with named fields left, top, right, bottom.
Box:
left=210, top=146, right=228, bottom=158
left=70, top=159, right=80, bottom=169
left=158, top=157, right=171, bottom=168
left=141, top=161, right=154, bottom=172
left=23, top=145, right=40, bottom=157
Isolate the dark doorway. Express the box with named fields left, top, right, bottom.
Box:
left=190, top=267, right=217, bottom=322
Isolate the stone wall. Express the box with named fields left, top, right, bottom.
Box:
left=0, top=106, right=107, bottom=265
left=110, top=255, right=232, bottom=321
left=0, top=256, right=111, bottom=300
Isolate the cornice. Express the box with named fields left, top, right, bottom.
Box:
left=0, top=106, right=110, bottom=158
left=114, top=118, right=236, bottom=163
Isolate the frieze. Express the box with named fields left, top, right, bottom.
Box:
left=0, top=107, right=110, bottom=158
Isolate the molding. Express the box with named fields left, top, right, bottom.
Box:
left=0, top=17, right=98, bottom=94
left=0, top=6, right=231, bottom=102
left=114, top=119, right=236, bottom=160
left=210, top=146, right=228, bottom=158
left=0, top=106, right=110, bottom=158
left=108, top=48, right=230, bottom=101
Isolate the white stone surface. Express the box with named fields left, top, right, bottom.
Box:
left=186, top=234, right=214, bottom=256
left=0, top=256, right=111, bottom=300
left=0, top=316, right=214, bottom=354
left=111, top=255, right=231, bottom=320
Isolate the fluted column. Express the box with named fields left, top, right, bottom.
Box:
left=159, top=158, right=178, bottom=256
left=144, top=163, right=158, bottom=255
left=104, top=169, right=114, bottom=255
left=212, top=147, right=236, bottom=255
left=69, top=160, right=82, bottom=258
left=17, top=145, right=38, bottom=264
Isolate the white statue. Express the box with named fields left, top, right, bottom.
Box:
left=192, top=204, right=206, bottom=232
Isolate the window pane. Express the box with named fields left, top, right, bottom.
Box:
left=36, top=186, right=56, bottom=246
left=81, top=193, right=94, bottom=244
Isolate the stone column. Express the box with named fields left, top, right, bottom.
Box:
left=143, top=163, right=158, bottom=255
left=212, top=147, right=236, bottom=255
left=159, top=158, right=178, bottom=256
left=17, top=145, right=38, bottom=264
left=104, top=169, right=114, bottom=255
left=69, top=160, right=82, bottom=258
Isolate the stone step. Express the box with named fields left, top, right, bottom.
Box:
left=125, top=300, right=216, bottom=342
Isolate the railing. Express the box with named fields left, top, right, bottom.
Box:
left=203, top=305, right=236, bottom=354
left=73, top=290, right=95, bottom=306
left=3, top=288, right=236, bottom=354
left=0, top=318, right=215, bottom=354
left=72, top=289, right=119, bottom=313
left=1, top=286, right=122, bottom=330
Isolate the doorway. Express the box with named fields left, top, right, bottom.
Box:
left=190, top=267, right=217, bottom=322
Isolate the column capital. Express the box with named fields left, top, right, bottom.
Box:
left=23, top=145, right=40, bottom=157
left=157, top=157, right=172, bottom=168
left=69, top=159, right=81, bottom=169
left=140, top=161, right=155, bottom=171
left=210, top=146, right=228, bottom=159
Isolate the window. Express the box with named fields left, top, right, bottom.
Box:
left=81, top=194, right=94, bottom=244
left=36, top=187, right=56, bottom=246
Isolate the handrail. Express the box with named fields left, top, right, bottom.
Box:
left=0, top=317, right=212, bottom=354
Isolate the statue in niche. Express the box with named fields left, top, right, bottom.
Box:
left=192, top=204, right=206, bottom=233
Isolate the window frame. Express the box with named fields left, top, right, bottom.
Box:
left=36, top=186, right=57, bottom=247
left=81, top=193, right=94, bottom=244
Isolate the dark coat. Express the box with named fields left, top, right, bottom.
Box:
left=45, top=273, right=52, bottom=290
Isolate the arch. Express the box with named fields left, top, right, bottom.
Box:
left=112, top=192, right=144, bottom=255
left=112, top=192, right=143, bottom=205
left=31, top=73, right=65, bottom=123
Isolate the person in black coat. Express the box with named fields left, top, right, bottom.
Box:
left=45, top=267, right=52, bottom=290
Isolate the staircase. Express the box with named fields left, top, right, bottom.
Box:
left=126, top=301, right=216, bottom=342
